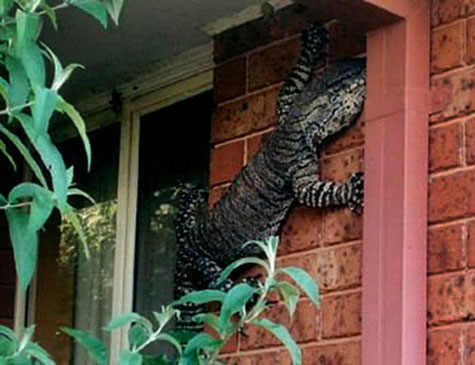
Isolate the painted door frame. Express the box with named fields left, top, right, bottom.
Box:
left=362, top=0, right=430, bottom=364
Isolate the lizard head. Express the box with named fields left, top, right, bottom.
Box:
left=294, top=58, right=366, bottom=152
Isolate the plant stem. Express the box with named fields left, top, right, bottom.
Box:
left=0, top=201, right=32, bottom=210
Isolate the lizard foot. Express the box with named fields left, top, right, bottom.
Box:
left=347, top=172, right=364, bottom=215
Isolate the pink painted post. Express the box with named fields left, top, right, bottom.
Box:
left=362, top=0, right=430, bottom=364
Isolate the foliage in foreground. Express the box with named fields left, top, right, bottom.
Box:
left=63, top=237, right=319, bottom=365
left=0, top=0, right=124, bottom=294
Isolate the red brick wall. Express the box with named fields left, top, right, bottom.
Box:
left=210, top=5, right=365, bottom=363
left=428, top=0, right=475, bottom=363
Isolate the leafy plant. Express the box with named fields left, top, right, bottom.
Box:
left=0, top=0, right=124, bottom=291
left=0, top=0, right=123, bottom=363
left=64, top=237, right=319, bottom=365
left=0, top=325, right=54, bottom=364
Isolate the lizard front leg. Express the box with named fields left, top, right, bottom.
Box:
left=292, top=163, right=364, bottom=213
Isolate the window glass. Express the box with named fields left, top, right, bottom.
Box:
left=133, top=91, right=212, bottom=354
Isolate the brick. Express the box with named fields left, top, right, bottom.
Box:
left=279, top=206, right=324, bottom=254
left=467, top=18, right=475, bottom=64
left=0, top=252, right=15, bottom=286
left=322, top=208, right=363, bottom=245
left=211, top=89, right=278, bottom=143
left=210, top=141, right=244, bottom=186
left=429, top=170, right=475, bottom=222
left=466, top=118, right=475, bottom=164
left=322, top=291, right=361, bottom=339
left=248, top=38, right=300, bottom=91
left=0, top=286, right=14, bottom=318
left=431, top=22, right=464, bottom=73
left=467, top=0, right=475, bottom=16
left=328, top=21, right=366, bottom=63
left=427, top=273, right=467, bottom=325
left=431, top=68, right=475, bottom=123
left=321, top=114, right=365, bottom=155
left=466, top=324, right=475, bottom=364
left=214, top=57, right=246, bottom=103
left=428, top=224, right=465, bottom=274
left=427, top=328, right=463, bottom=364
left=213, top=3, right=314, bottom=62
left=208, top=185, right=228, bottom=208
left=283, top=242, right=362, bottom=293
left=429, top=122, right=462, bottom=171
left=226, top=350, right=290, bottom=365
left=466, top=271, right=475, bottom=318
left=432, top=0, right=464, bottom=27
left=321, top=148, right=364, bottom=182
left=246, top=131, right=271, bottom=163
left=301, top=341, right=361, bottom=365
left=240, top=300, right=318, bottom=350
left=468, top=221, right=475, bottom=267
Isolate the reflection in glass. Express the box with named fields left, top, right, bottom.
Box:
left=59, top=200, right=117, bottom=365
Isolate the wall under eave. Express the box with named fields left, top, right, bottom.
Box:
left=428, top=0, right=475, bottom=363
left=209, top=4, right=367, bottom=363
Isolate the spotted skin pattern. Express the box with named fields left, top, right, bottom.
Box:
left=173, top=22, right=366, bottom=330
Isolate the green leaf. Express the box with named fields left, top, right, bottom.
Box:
left=152, top=307, right=178, bottom=328
left=218, top=257, right=270, bottom=284
left=0, top=325, right=17, bottom=341
left=276, top=281, right=300, bottom=318
left=15, top=11, right=45, bottom=87
left=16, top=113, right=68, bottom=210
left=9, top=183, right=54, bottom=232
left=118, top=351, right=142, bottom=365
left=6, top=200, right=39, bottom=291
left=278, top=267, right=319, bottom=305
left=218, top=283, right=256, bottom=331
left=0, top=335, right=14, bottom=357
left=61, top=327, right=108, bottom=365
left=174, top=290, right=225, bottom=307
left=103, top=0, right=124, bottom=25
left=128, top=323, right=149, bottom=350
left=6, top=183, right=55, bottom=291
left=0, top=124, right=48, bottom=188
left=16, top=10, right=41, bottom=43
left=0, top=76, right=9, bottom=100
left=40, top=3, right=57, bottom=29
left=252, top=318, right=301, bottom=365
left=24, top=342, right=54, bottom=365
left=71, top=0, right=108, bottom=28
left=103, top=312, right=144, bottom=331
left=57, top=96, right=91, bottom=170
left=192, top=313, right=219, bottom=332
left=42, top=44, right=84, bottom=91
left=0, top=139, right=17, bottom=170
left=0, top=0, right=13, bottom=15
left=31, top=87, right=57, bottom=134
left=155, top=334, right=183, bottom=356
left=17, top=325, right=34, bottom=353
left=5, top=55, right=29, bottom=110
left=180, top=333, right=222, bottom=365
left=68, top=188, right=95, bottom=205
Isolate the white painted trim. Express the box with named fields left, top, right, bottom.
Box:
left=75, top=42, right=214, bottom=118
left=202, top=0, right=294, bottom=36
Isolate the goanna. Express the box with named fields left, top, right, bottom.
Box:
left=174, top=22, right=366, bottom=330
